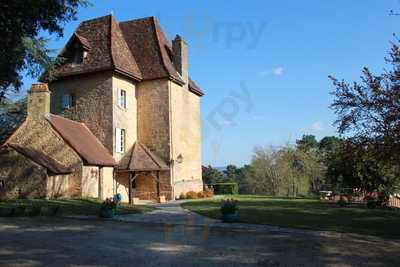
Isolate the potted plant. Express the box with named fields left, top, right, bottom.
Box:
left=220, top=199, right=239, bottom=223
left=99, top=198, right=117, bottom=218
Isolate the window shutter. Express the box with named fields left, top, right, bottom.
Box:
left=117, top=89, right=121, bottom=107
left=115, top=128, right=121, bottom=153
left=124, top=90, right=127, bottom=109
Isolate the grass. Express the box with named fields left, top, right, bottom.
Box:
left=0, top=198, right=153, bottom=217
left=182, top=195, right=400, bottom=239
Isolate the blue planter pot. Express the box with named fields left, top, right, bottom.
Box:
left=221, top=212, right=239, bottom=223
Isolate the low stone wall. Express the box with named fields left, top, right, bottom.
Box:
left=0, top=150, right=47, bottom=200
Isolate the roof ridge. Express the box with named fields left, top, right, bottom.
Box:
left=110, top=15, right=142, bottom=80
left=139, top=142, right=162, bottom=169
left=150, top=17, right=170, bottom=81
left=119, top=16, right=155, bottom=24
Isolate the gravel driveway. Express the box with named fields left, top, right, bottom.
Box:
left=0, top=217, right=399, bottom=267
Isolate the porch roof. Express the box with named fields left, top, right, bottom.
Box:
left=117, top=142, right=169, bottom=172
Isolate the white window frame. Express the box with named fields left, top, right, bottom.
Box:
left=117, top=89, right=127, bottom=109
left=61, top=94, right=74, bottom=110
left=115, top=128, right=126, bottom=153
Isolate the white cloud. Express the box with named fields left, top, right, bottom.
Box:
left=311, top=121, right=323, bottom=132
left=259, top=67, right=284, bottom=77
left=271, top=67, right=283, bottom=76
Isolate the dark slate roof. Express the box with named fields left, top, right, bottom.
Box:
left=4, top=144, right=72, bottom=175
left=46, top=114, right=116, bottom=167
left=45, top=15, right=204, bottom=96
left=118, top=142, right=169, bottom=171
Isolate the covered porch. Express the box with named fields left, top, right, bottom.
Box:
left=116, top=142, right=170, bottom=204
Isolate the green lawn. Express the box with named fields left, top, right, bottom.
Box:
left=182, top=195, right=400, bottom=239
left=0, top=198, right=153, bottom=217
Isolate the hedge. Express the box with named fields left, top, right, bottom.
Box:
left=213, top=183, right=239, bottom=195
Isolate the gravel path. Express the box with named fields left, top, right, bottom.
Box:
left=1, top=217, right=399, bottom=267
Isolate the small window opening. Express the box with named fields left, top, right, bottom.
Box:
left=62, top=94, right=75, bottom=110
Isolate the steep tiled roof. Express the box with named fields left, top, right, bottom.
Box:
left=118, top=142, right=169, bottom=171
left=3, top=144, right=72, bottom=174
left=46, top=114, right=116, bottom=166
left=119, top=17, right=183, bottom=84
left=48, top=15, right=142, bottom=81
left=45, top=15, right=204, bottom=95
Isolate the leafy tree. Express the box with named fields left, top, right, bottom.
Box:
left=223, top=164, right=242, bottom=182
left=296, top=134, right=318, bottom=152
left=330, top=42, right=400, bottom=201
left=202, top=165, right=224, bottom=185
left=0, top=98, right=27, bottom=144
left=0, top=0, right=89, bottom=99
left=330, top=42, right=400, bottom=164
left=318, top=136, right=342, bottom=155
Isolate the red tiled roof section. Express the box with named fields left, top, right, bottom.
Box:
left=74, top=33, right=91, bottom=50
left=119, top=17, right=184, bottom=84
left=189, top=78, right=204, bottom=96
left=110, top=16, right=142, bottom=79
left=46, top=114, right=116, bottom=167
left=118, top=142, right=169, bottom=171
left=50, top=15, right=141, bottom=81
left=7, top=144, right=73, bottom=174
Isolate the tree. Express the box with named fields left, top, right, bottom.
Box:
left=202, top=166, right=224, bottom=185
left=223, top=164, right=242, bottom=182
left=296, top=134, right=318, bottom=152
left=318, top=136, right=342, bottom=155
left=330, top=42, right=400, bottom=163
left=0, top=98, right=27, bottom=144
left=330, top=42, right=400, bottom=200
left=0, top=0, right=89, bottom=100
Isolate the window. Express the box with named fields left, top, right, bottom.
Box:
left=61, top=94, right=74, bottom=110
left=115, top=128, right=126, bottom=153
left=117, top=89, right=127, bottom=109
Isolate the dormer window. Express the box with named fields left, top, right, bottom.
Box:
left=72, top=46, right=84, bottom=64
left=62, top=94, right=75, bottom=110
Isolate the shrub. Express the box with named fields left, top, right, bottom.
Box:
left=99, top=198, right=118, bottom=218
left=179, top=193, right=186, bottom=200
left=197, top=191, right=205, bottom=198
left=213, top=183, right=239, bottom=195
left=221, top=199, right=238, bottom=215
left=203, top=189, right=214, bottom=198
left=365, top=196, right=378, bottom=209
left=185, top=191, right=198, bottom=199
left=337, top=197, right=347, bottom=207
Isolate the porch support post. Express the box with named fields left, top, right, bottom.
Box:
left=156, top=171, right=160, bottom=197
left=128, top=172, right=133, bottom=205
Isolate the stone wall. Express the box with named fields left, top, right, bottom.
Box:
left=137, top=79, right=171, bottom=162
left=100, top=167, right=114, bottom=200
left=169, top=81, right=203, bottom=198
left=112, top=75, right=138, bottom=161
left=115, top=172, right=129, bottom=203
left=7, top=117, right=83, bottom=197
left=49, top=72, right=114, bottom=154
left=82, top=166, right=99, bottom=198
left=0, top=149, right=47, bottom=200
left=47, top=174, right=70, bottom=198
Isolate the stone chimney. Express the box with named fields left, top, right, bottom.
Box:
left=172, top=35, right=188, bottom=84
left=27, top=83, right=50, bottom=118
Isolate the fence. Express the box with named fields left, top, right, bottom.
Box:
left=389, top=196, right=400, bottom=208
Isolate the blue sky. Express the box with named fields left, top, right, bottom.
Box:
left=17, top=0, right=399, bottom=166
